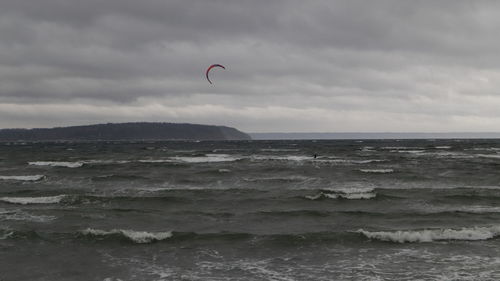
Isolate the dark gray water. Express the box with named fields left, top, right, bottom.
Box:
left=2, top=139, right=500, bottom=280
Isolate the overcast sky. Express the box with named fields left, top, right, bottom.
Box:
left=1, top=0, right=500, bottom=132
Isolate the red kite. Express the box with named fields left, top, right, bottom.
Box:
left=206, top=64, right=225, bottom=84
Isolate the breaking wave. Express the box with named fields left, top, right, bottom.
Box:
left=80, top=228, right=172, bottom=244
left=358, top=225, right=500, bottom=243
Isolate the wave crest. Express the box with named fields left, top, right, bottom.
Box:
left=358, top=225, right=500, bottom=243
left=80, top=228, right=172, bottom=243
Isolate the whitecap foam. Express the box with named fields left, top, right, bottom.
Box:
left=252, top=155, right=312, bottom=162
left=356, top=159, right=385, bottom=164
left=0, top=195, right=66, bottom=205
left=29, top=159, right=134, bottom=167
left=316, top=159, right=385, bottom=164
left=195, top=260, right=295, bottom=281
left=29, top=161, right=83, bottom=168
left=390, top=150, right=425, bottom=154
left=325, top=186, right=376, bottom=194
left=244, top=175, right=312, bottom=182
left=305, top=193, right=323, bottom=200
left=0, top=209, right=56, bottom=222
left=259, top=155, right=384, bottom=164
left=171, top=154, right=241, bottom=163
left=80, top=228, right=172, bottom=243
left=260, top=148, right=300, bottom=152
left=306, top=190, right=376, bottom=200
left=0, top=230, right=13, bottom=240
left=421, top=151, right=474, bottom=159
left=470, top=147, right=500, bottom=151
left=359, top=169, right=394, bottom=173
left=434, top=146, right=452, bottom=149
left=236, top=260, right=296, bottom=281
left=336, top=192, right=376, bottom=200
left=84, top=160, right=131, bottom=165
left=0, top=175, right=45, bottom=181
left=424, top=205, right=500, bottom=214
left=358, top=225, right=500, bottom=243
left=458, top=206, right=500, bottom=214
left=137, top=159, right=174, bottom=163
left=381, top=146, right=424, bottom=150
left=218, top=169, right=231, bottom=173
left=476, top=154, right=500, bottom=159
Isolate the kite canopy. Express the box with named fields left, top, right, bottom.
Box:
left=206, top=64, right=225, bottom=84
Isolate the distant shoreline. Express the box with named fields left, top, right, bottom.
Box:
left=0, top=122, right=251, bottom=141
left=250, top=132, right=500, bottom=140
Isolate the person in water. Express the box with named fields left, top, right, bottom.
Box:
left=313, top=154, right=317, bottom=159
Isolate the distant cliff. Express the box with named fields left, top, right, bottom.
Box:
left=0, top=123, right=251, bottom=141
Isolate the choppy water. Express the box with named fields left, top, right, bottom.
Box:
left=2, top=139, right=500, bottom=280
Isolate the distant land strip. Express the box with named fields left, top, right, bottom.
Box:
left=0, top=122, right=251, bottom=141
left=250, top=132, right=500, bottom=140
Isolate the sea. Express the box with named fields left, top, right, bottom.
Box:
left=2, top=139, right=500, bottom=280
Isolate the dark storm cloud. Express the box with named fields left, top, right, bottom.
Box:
left=1, top=0, right=500, bottom=130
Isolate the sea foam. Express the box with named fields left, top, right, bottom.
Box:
left=0, top=175, right=45, bottom=181
left=252, top=155, right=312, bottom=162
left=317, top=159, right=385, bottom=164
left=424, top=205, right=500, bottom=214
left=260, top=148, right=300, bottom=152
left=29, top=161, right=83, bottom=168
left=306, top=192, right=376, bottom=200
left=306, top=187, right=376, bottom=200
left=359, top=169, right=394, bottom=173
left=0, top=195, right=66, bottom=205
left=476, top=154, right=500, bottom=159
left=171, top=154, right=241, bottom=163
left=80, top=228, right=172, bottom=243
left=358, top=225, right=500, bottom=243
left=244, top=175, right=313, bottom=182
left=138, top=159, right=174, bottom=163
left=0, top=209, right=56, bottom=222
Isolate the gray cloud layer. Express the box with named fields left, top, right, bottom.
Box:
left=1, top=0, right=500, bottom=131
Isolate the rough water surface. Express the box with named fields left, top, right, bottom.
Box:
left=2, top=139, right=500, bottom=280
